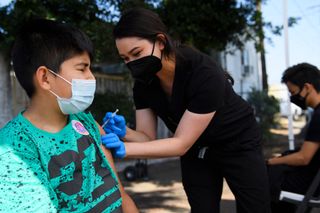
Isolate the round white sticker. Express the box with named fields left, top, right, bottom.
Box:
left=71, top=120, right=89, bottom=135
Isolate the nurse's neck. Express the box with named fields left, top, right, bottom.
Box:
left=157, top=56, right=176, bottom=97
left=157, top=56, right=175, bottom=84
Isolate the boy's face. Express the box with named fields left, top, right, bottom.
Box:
left=50, top=52, right=94, bottom=99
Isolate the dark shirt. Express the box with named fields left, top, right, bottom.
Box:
left=133, top=46, right=260, bottom=149
left=306, top=104, right=320, bottom=171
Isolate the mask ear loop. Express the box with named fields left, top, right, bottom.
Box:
left=47, top=68, right=72, bottom=85
left=47, top=68, right=72, bottom=99
left=151, top=39, right=163, bottom=60
left=151, top=40, right=156, bottom=56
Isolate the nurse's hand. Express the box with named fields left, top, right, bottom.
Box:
left=102, top=112, right=127, bottom=138
left=101, top=133, right=126, bottom=159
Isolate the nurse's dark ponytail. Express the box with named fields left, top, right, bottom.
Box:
left=225, top=71, right=234, bottom=85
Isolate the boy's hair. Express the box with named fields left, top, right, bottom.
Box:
left=281, top=63, right=320, bottom=92
left=11, top=19, right=94, bottom=98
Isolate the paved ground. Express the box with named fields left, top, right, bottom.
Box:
left=118, top=158, right=235, bottom=213
left=115, top=117, right=320, bottom=212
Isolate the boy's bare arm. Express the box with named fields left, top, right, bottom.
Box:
left=95, top=121, right=139, bottom=213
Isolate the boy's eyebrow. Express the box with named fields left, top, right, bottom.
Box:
left=75, top=62, right=90, bottom=67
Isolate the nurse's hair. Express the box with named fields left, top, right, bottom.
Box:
left=282, top=63, right=320, bottom=92
left=113, top=7, right=176, bottom=59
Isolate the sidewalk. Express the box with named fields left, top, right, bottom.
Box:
left=115, top=117, right=320, bottom=212
left=117, top=158, right=235, bottom=213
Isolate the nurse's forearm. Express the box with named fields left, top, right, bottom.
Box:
left=123, top=126, right=155, bottom=142
left=125, top=138, right=189, bottom=158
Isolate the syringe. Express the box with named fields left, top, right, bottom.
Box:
left=101, top=109, right=119, bottom=128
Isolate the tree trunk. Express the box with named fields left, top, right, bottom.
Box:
left=0, top=52, right=13, bottom=128
left=260, top=42, right=268, bottom=91
left=257, top=0, right=268, bottom=91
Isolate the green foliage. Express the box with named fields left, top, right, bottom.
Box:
left=114, top=0, right=156, bottom=12
left=246, top=88, right=280, bottom=140
left=157, top=0, right=256, bottom=52
left=0, top=0, right=300, bottom=60
left=156, top=0, right=299, bottom=54
left=0, top=0, right=119, bottom=62
left=88, top=92, right=135, bottom=128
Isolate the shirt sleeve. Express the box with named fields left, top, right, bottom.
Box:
left=187, top=63, right=226, bottom=114
left=305, top=112, right=320, bottom=142
left=0, top=150, right=58, bottom=212
left=133, top=82, right=150, bottom=110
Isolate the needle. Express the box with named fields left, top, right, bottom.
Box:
left=101, top=109, right=119, bottom=128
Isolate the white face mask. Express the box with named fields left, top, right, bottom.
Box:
left=48, top=69, right=96, bottom=115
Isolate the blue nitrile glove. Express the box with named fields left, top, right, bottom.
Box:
left=102, top=112, right=127, bottom=138
left=101, top=133, right=126, bottom=159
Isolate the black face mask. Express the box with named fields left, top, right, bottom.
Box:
left=290, top=89, right=307, bottom=110
left=126, top=41, right=162, bottom=85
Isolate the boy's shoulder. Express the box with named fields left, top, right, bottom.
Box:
left=0, top=114, right=24, bottom=143
left=0, top=113, right=36, bottom=155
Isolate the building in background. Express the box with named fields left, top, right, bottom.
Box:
left=218, top=39, right=263, bottom=99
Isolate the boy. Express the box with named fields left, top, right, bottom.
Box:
left=0, top=19, right=138, bottom=212
left=267, top=63, right=320, bottom=212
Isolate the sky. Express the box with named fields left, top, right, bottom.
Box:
left=1, top=0, right=319, bottom=86
left=262, top=0, right=320, bottom=85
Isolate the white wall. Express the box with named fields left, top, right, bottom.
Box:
left=0, top=53, right=13, bottom=128
left=220, top=40, right=262, bottom=99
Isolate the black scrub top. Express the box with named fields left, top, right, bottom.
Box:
left=133, top=45, right=260, bottom=149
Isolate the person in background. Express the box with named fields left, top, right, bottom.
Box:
left=0, top=18, right=138, bottom=212
left=267, top=63, right=320, bottom=212
left=102, top=7, right=270, bottom=213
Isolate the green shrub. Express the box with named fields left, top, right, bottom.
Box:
left=246, top=88, right=280, bottom=140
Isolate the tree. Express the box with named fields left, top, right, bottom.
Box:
left=247, top=88, right=280, bottom=141
left=0, top=0, right=118, bottom=126
left=157, top=0, right=258, bottom=52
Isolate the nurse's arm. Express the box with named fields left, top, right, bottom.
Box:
left=124, top=108, right=158, bottom=142
left=125, top=110, right=215, bottom=158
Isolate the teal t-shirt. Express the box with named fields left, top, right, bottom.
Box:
left=0, top=112, right=122, bottom=212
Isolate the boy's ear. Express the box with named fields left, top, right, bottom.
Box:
left=35, top=66, right=52, bottom=90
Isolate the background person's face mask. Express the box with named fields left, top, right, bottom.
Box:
left=290, top=88, right=308, bottom=110
left=48, top=69, right=96, bottom=115
left=126, top=41, right=162, bottom=85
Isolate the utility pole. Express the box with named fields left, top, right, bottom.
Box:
left=283, top=0, right=295, bottom=150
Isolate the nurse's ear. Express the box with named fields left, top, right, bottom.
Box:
left=156, top=34, right=166, bottom=51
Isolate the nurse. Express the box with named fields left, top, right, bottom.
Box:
left=102, top=7, right=271, bottom=213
